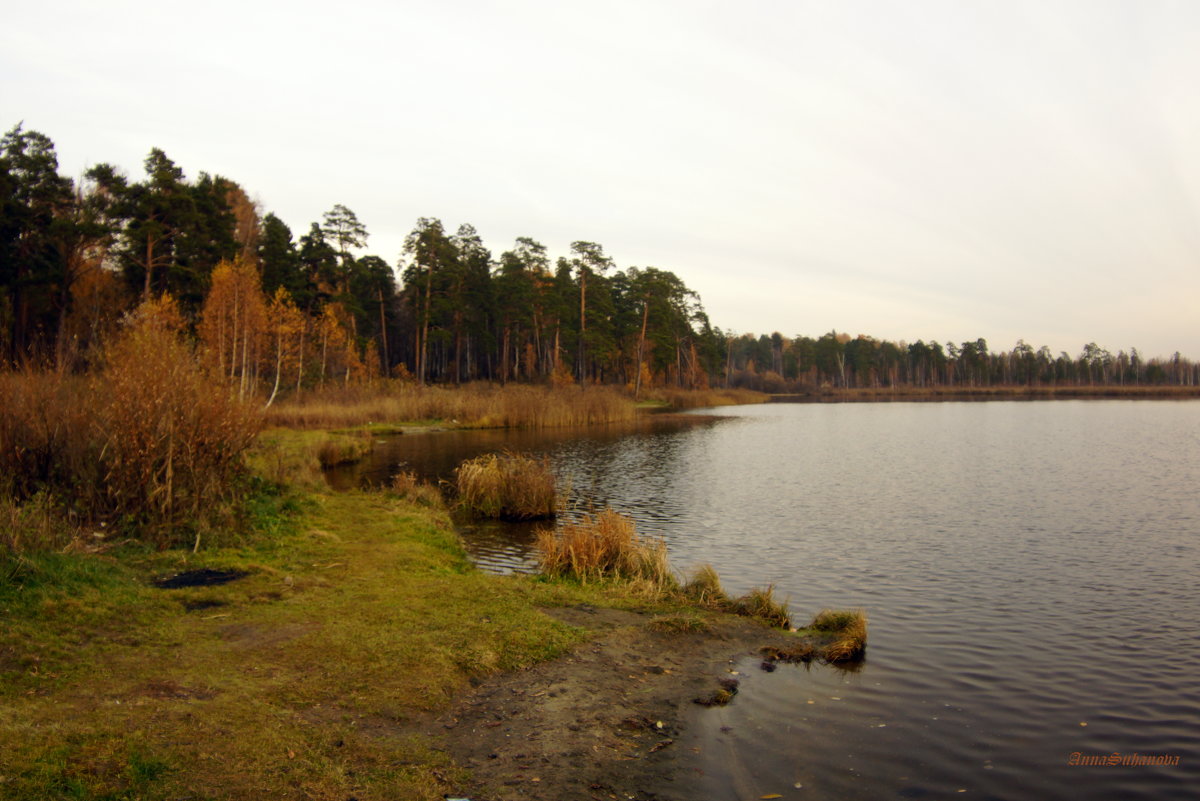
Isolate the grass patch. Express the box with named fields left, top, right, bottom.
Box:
left=681, top=563, right=727, bottom=607
left=455, top=451, right=559, bottom=520
left=807, top=608, right=868, bottom=661
left=644, top=387, right=769, bottom=409
left=647, top=613, right=711, bottom=634
left=0, top=488, right=590, bottom=800
left=762, top=608, right=869, bottom=665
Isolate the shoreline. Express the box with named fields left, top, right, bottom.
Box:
left=0, top=479, right=818, bottom=799
left=430, top=605, right=803, bottom=801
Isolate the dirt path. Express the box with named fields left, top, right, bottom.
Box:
left=430, top=604, right=798, bottom=801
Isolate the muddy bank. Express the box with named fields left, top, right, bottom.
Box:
left=430, top=605, right=804, bottom=801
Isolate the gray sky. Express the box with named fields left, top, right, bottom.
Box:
left=4, top=0, right=1198, bottom=358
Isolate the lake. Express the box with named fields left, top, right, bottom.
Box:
left=329, top=400, right=1200, bottom=799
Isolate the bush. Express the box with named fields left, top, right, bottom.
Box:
left=0, top=297, right=263, bottom=550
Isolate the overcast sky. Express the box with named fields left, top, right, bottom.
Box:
left=4, top=0, right=1198, bottom=357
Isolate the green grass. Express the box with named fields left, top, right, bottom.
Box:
left=0, top=489, right=592, bottom=800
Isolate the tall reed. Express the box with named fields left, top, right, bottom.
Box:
left=265, top=382, right=638, bottom=430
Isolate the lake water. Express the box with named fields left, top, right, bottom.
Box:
left=329, top=400, right=1200, bottom=799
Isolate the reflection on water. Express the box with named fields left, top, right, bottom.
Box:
left=329, top=401, right=1200, bottom=800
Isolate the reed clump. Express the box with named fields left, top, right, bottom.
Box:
left=455, top=452, right=559, bottom=520
left=809, top=608, right=868, bottom=661
left=680, top=564, right=792, bottom=627
left=535, top=508, right=675, bottom=592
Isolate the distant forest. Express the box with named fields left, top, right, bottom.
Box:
left=3, top=123, right=1197, bottom=394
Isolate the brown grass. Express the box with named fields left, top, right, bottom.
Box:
left=535, top=508, right=675, bottom=592
left=265, top=381, right=638, bottom=429
left=388, top=470, right=443, bottom=507
left=454, top=452, right=559, bottom=520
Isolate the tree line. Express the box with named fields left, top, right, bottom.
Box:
left=2, top=122, right=1196, bottom=396
left=725, top=332, right=1199, bottom=391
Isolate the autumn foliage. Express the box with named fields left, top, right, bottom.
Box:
left=1, top=296, right=262, bottom=549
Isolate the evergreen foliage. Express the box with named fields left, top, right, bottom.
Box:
left=2, top=122, right=1197, bottom=390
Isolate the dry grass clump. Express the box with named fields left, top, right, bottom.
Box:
left=809, top=608, right=868, bottom=662
left=314, top=433, right=373, bottom=467
left=388, top=470, right=443, bottom=507
left=693, top=677, right=741, bottom=707
left=265, top=381, right=637, bottom=430
left=761, top=608, right=868, bottom=665
left=682, top=563, right=730, bottom=608
left=730, top=584, right=792, bottom=628
left=454, top=452, right=559, bottom=520
left=535, top=508, right=674, bottom=591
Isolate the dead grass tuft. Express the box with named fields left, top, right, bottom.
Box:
left=388, top=470, right=443, bottom=507
left=809, top=608, right=868, bottom=662
left=535, top=508, right=675, bottom=592
left=730, top=584, right=791, bottom=628
left=455, top=452, right=559, bottom=520
left=762, top=608, right=868, bottom=665
left=682, top=563, right=730, bottom=608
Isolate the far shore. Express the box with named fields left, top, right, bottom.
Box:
left=764, top=384, right=1200, bottom=402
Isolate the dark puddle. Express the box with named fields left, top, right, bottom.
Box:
left=153, top=568, right=248, bottom=589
